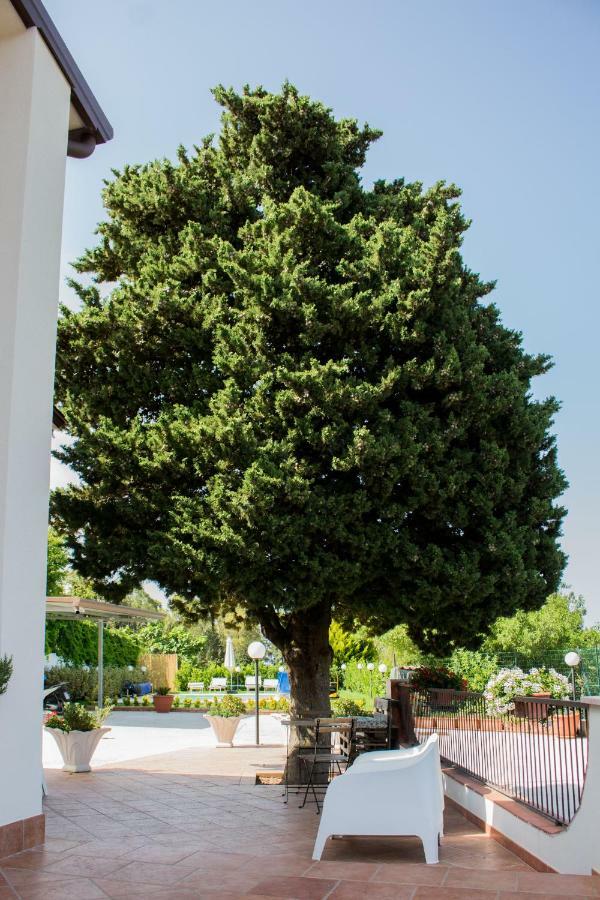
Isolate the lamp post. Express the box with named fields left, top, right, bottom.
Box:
left=565, top=651, right=581, bottom=700
left=248, top=641, right=266, bottom=745
left=367, top=662, right=375, bottom=698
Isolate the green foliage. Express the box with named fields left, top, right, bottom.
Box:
left=45, top=702, right=112, bottom=732
left=123, top=620, right=204, bottom=661
left=0, top=655, right=13, bottom=696
left=45, top=664, right=147, bottom=702
left=447, top=649, right=498, bottom=692
left=46, top=528, right=69, bottom=595
left=342, top=661, right=385, bottom=699
left=45, top=619, right=140, bottom=667
left=411, top=665, right=466, bottom=691
left=207, top=694, right=245, bottom=717
left=483, top=592, right=594, bottom=658
left=52, top=83, right=566, bottom=720
left=331, top=696, right=367, bottom=716
left=329, top=621, right=375, bottom=665
left=374, top=625, right=422, bottom=667
left=155, top=685, right=171, bottom=696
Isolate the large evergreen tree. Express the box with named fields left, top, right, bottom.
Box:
left=52, top=84, right=566, bottom=717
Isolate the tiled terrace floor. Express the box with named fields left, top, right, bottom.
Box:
left=1, top=743, right=599, bottom=899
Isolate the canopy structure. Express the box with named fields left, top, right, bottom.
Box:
left=46, top=596, right=166, bottom=705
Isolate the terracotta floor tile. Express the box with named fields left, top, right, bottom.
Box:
left=500, top=893, right=595, bottom=900
left=44, top=853, right=130, bottom=878
left=0, top=887, right=16, bottom=900
left=516, top=872, right=600, bottom=895
left=329, top=882, right=417, bottom=899
left=372, top=862, right=448, bottom=885
left=249, top=874, right=339, bottom=898
left=413, top=889, right=496, bottom=900
left=241, top=853, right=314, bottom=877
left=444, top=868, right=519, bottom=890
left=0, top=849, right=65, bottom=871
left=16, top=877, right=107, bottom=899
left=304, top=860, right=379, bottom=881
left=92, top=878, right=166, bottom=898
left=108, top=860, right=198, bottom=886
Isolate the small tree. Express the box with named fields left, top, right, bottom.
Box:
left=52, top=84, right=566, bottom=718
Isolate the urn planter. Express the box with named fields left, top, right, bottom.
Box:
left=206, top=715, right=242, bottom=747
left=153, top=694, right=174, bottom=713
left=45, top=727, right=110, bottom=773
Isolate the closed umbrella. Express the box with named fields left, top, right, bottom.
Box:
left=224, top=636, right=236, bottom=691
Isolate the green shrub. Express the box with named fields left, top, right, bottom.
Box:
left=331, top=696, right=367, bottom=716
left=411, top=665, right=466, bottom=691
left=183, top=697, right=193, bottom=708
left=341, top=662, right=386, bottom=698
left=44, top=665, right=147, bottom=702
left=448, top=649, right=498, bottom=692
left=45, top=702, right=111, bottom=733
left=172, top=696, right=180, bottom=708
left=207, top=694, right=245, bottom=717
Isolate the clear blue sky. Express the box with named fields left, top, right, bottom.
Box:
left=47, top=0, right=600, bottom=620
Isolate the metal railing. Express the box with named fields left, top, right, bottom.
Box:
left=405, top=688, right=589, bottom=825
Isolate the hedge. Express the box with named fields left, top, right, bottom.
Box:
left=45, top=665, right=147, bottom=702
left=45, top=619, right=140, bottom=667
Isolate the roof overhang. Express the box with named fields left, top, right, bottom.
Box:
left=6, top=0, right=113, bottom=148
left=46, top=596, right=166, bottom=624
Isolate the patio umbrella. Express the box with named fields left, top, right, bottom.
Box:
left=224, top=636, right=236, bottom=691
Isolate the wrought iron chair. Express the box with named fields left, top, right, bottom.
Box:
left=299, top=717, right=354, bottom=812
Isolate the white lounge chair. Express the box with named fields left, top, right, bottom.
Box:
left=245, top=675, right=262, bottom=690
left=263, top=678, right=279, bottom=691
left=312, top=734, right=444, bottom=864
left=209, top=677, right=228, bottom=691
left=187, top=681, right=204, bottom=692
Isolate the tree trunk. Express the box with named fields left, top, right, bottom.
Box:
left=260, top=600, right=332, bottom=786
left=284, top=601, right=332, bottom=720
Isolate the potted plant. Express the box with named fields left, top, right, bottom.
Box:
left=484, top=667, right=570, bottom=719
left=411, top=666, right=467, bottom=711
left=205, top=694, right=246, bottom=746
left=44, top=702, right=111, bottom=772
left=153, top=685, right=174, bottom=713
left=0, top=654, right=13, bottom=698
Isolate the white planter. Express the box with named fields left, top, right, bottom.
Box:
left=205, top=715, right=242, bottom=747
left=45, top=727, right=110, bottom=772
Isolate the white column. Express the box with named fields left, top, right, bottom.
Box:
left=0, top=27, right=70, bottom=827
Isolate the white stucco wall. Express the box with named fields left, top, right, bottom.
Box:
left=0, top=26, right=70, bottom=827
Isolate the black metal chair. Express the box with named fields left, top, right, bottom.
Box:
left=299, top=717, right=354, bottom=812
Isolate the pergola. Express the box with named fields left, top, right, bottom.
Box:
left=46, top=597, right=166, bottom=706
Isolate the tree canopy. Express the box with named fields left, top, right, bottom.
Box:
left=483, top=591, right=600, bottom=657
left=52, top=84, right=566, bottom=714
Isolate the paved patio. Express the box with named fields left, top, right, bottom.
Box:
left=1, top=718, right=600, bottom=898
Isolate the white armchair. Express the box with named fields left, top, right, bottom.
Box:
left=312, top=734, right=444, bottom=864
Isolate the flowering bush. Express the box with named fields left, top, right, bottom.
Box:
left=484, top=667, right=570, bottom=715
left=411, top=665, right=466, bottom=692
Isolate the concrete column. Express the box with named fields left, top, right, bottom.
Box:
left=0, top=26, right=70, bottom=828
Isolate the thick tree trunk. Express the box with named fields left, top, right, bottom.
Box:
left=260, top=601, right=332, bottom=786
left=284, top=602, right=332, bottom=720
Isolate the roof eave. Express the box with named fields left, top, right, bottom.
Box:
left=10, top=0, right=113, bottom=144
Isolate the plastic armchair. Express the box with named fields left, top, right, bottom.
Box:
left=312, top=734, right=444, bottom=864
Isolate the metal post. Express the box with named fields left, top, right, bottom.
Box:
left=572, top=667, right=577, bottom=700
left=97, top=620, right=104, bottom=708
left=255, top=659, right=260, bottom=745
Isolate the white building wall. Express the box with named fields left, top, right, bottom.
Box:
left=0, top=26, right=70, bottom=827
